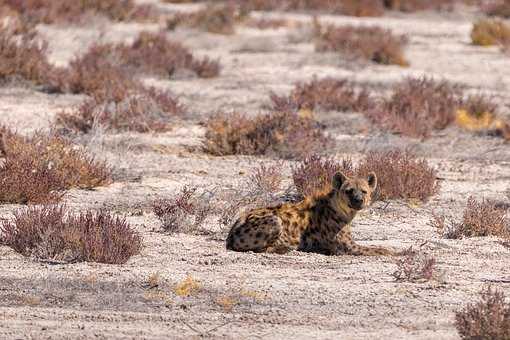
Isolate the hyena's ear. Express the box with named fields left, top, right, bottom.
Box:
left=332, top=171, right=347, bottom=190
left=367, top=172, right=377, bottom=190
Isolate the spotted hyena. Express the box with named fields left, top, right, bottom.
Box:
left=226, top=171, right=395, bottom=256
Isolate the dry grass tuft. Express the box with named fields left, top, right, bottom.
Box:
left=0, top=127, right=111, bottom=204
left=365, top=77, right=462, bottom=138
left=455, top=286, right=510, bottom=340
left=292, top=154, right=354, bottom=197
left=271, top=78, right=374, bottom=112
left=433, top=196, right=509, bottom=239
left=471, top=19, right=510, bottom=46
left=203, top=111, right=330, bottom=159
left=152, top=186, right=213, bottom=234
left=314, top=22, right=408, bottom=66
left=174, top=275, right=201, bottom=297
left=392, top=247, right=437, bottom=282
left=0, top=205, right=141, bottom=264
left=357, top=149, right=439, bottom=201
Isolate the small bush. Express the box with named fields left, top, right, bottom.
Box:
left=239, top=0, right=385, bottom=16
left=244, top=17, right=292, bottom=30
left=433, top=196, right=509, bottom=239
left=455, top=286, right=510, bottom=340
left=314, top=22, right=408, bottom=66
left=271, top=78, right=374, bottom=112
left=115, top=31, right=220, bottom=78
left=357, top=150, right=439, bottom=201
left=203, top=111, right=330, bottom=159
left=384, top=0, right=457, bottom=12
left=0, top=27, right=59, bottom=88
left=392, top=247, right=437, bottom=282
left=56, top=88, right=183, bottom=134
left=484, top=0, right=510, bottom=18
left=0, top=0, right=156, bottom=25
left=167, top=2, right=244, bottom=34
left=292, top=154, right=354, bottom=197
left=471, top=19, right=510, bottom=46
left=0, top=205, right=141, bottom=264
left=0, top=127, right=111, bottom=204
left=365, top=77, right=462, bottom=138
left=218, top=162, right=289, bottom=226
left=152, top=186, right=213, bottom=233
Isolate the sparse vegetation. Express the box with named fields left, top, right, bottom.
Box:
left=152, top=186, right=213, bottom=234
left=203, top=111, right=330, bottom=159
left=365, top=77, right=462, bottom=138
left=271, top=78, right=374, bottom=112
left=455, top=286, right=510, bottom=340
left=433, top=196, right=509, bottom=239
left=0, top=127, right=111, bottom=204
left=357, top=150, right=439, bottom=201
left=471, top=19, right=510, bottom=46
left=292, top=154, right=354, bottom=197
left=314, top=22, right=408, bottom=66
left=392, top=247, right=437, bottom=282
left=0, top=205, right=142, bottom=264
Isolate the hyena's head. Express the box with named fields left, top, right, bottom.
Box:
left=331, top=171, right=377, bottom=211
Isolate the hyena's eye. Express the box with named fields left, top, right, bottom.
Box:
left=346, top=188, right=353, bottom=194
left=361, top=190, right=367, bottom=194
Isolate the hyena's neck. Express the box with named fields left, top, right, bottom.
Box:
left=298, top=192, right=356, bottom=226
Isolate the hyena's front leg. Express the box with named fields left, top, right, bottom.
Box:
left=331, top=226, right=395, bottom=256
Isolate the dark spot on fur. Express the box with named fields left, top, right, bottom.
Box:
left=235, top=229, right=242, bottom=236
left=239, top=238, right=245, bottom=244
left=256, top=232, right=263, bottom=238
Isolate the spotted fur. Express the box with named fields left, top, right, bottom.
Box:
left=226, top=171, right=395, bottom=256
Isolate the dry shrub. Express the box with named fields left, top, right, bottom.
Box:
left=0, top=127, right=111, bottom=204
left=485, top=0, right=510, bottom=18
left=471, top=19, right=510, bottom=46
left=357, top=150, right=439, bottom=201
left=433, top=196, right=509, bottom=239
left=384, top=0, right=457, bottom=12
left=0, top=205, right=141, bottom=264
left=314, top=22, right=408, bottom=66
left=0, top=27, right=59, bottom=88
left=152, top=186, right=213, bottom=234
left=271, top=78, right=374, bottom=113
left=238, top=0, right=385, bottom=16
left=56, top=88, right=183, bottom=134
left=456, top=94, right=500, bottom=132
left=292, top=154, right=354, bottom=197
left=392, top=247, right=437, bottom=282
left=218, top=162, right=289, bottom=226
left=365, top=77, right=462, bottom=138
left=455, top=286, right=510, bottom=340
left=115, top=31, right=220, bottom=78
left=0, top=0, right=156, bottom=25
left=167, top=2, right=245, bottom=34
left=203, top=111, right=330, bottom=159
left=244, top=17, right=292, bottom=30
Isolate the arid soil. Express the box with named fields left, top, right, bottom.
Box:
left=1, top=1, right=510, bottom=339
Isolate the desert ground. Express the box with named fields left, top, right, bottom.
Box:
left=1, top=1, right=510, bottom=339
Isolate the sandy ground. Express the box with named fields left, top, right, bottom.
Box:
left=1, top=1, right=510, bottom=339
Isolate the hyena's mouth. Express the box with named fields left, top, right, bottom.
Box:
left=349, top=201, right=364, bottom=210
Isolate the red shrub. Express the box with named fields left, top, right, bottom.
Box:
left=0, top=205, right=142, bottom=264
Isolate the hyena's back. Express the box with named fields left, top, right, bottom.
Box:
left=226, top=209, right=282, bottom=252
